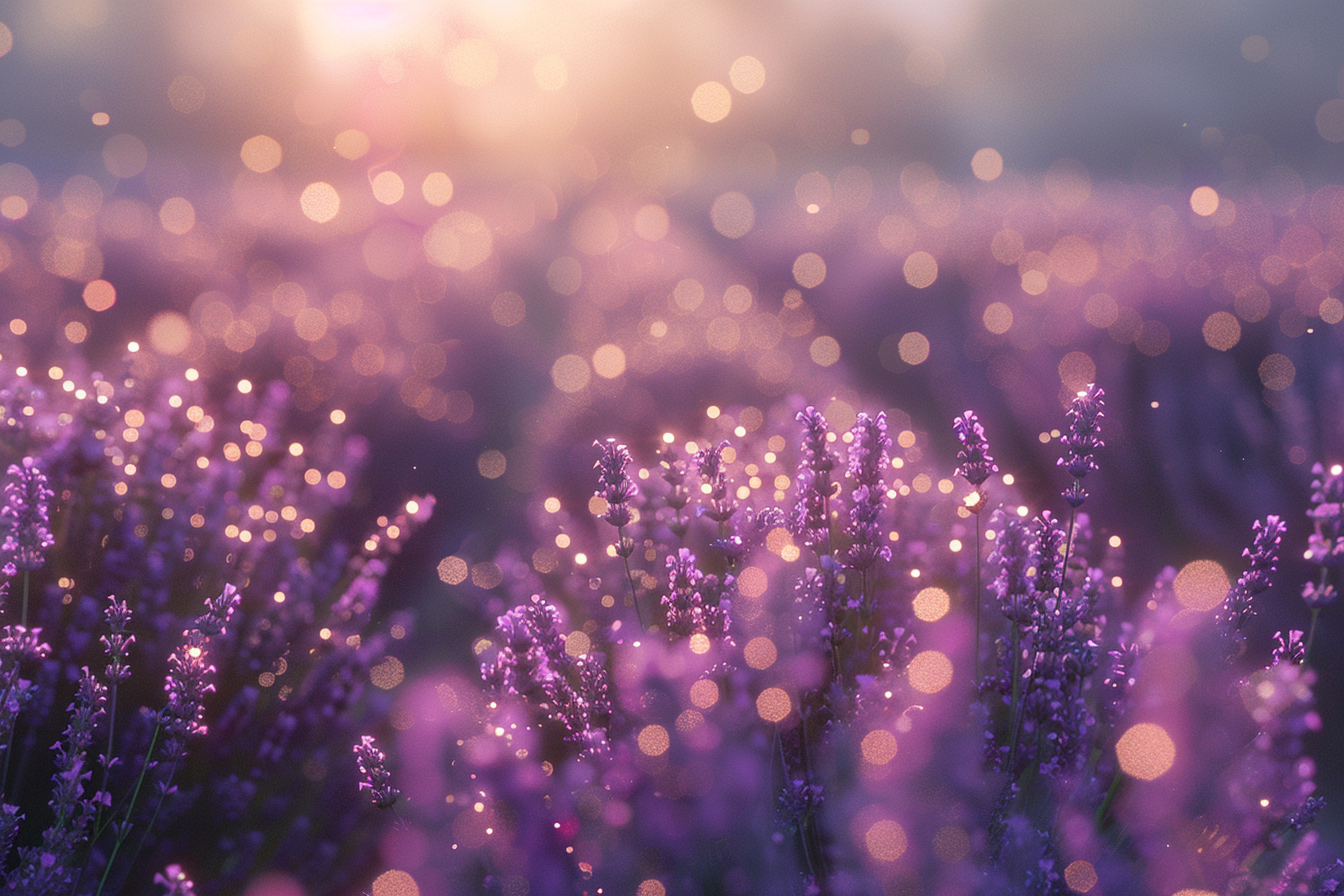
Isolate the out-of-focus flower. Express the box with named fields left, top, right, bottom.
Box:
left=1219, top=515, right=1287, bottom=640
left=1, top=456, right=55, bottom=572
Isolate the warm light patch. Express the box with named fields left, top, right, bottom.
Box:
left=1063, top=860, right=1098, bottom=892
left=983, top=302, right=1012, bottom=334
left=865, top=819, right=907, bottom=861
left=550, top=354, right=591, bottom=393
left=793, top=252, right=826, bottom=288
left=903, top=251, right=938, bottom=288
left=437, top=556, right=468, bottom=585
left=371, top=869, right=419, bottom=896
left=333, top=129, right=370, bottom=160
left=83, top=279, right=116, bottom=312
left=710, top=192, right=755, bottom=238
left=689, top=679, right=719, bottom=709
left=691, top=81, right=732, bottom=122
left=1202, top=311, right=1241, bottom=351
left=971, top=147, right=1003, bottom=181
left=371, top=170, right=404, bottom=204
left=422, top=172, right=453, bottom=206
left=147, top=312, right=191, bottom=356
left=638, top=724, right=670, bottom=756
left=370, top=656, right=404, bottom=689
left=1115, top=722, right=1176, bottom=780
left=744, top=637, right=777, bottom=670
left=907, top=650, right=952, bottom=694
left=729, top=56, right=765, bottom=93
left=912, top=587, right=950, bottom=622
left=756, top=687, right=791, bottom=723
left=240, top=135, right=282, bottom=173
left=592, top=344, right=626, bottom=378
left=898, top=332, right=930, bottom=365
left=300, top=182, right=340, bottom=223
left=553, top=629, right=590, bottom=661
left=1259, top=353, right=1296, bottom=391
left=1173, top=559, right=1230, bottom=611
left=1190, top=186, right=1219, bottom=216
left=159, top=197, right=195, bottom=235
left=810, top=336, right=840, bottom=366
left=737, top=565, right=768, bottom=597
left=635, top=881, right=666, bottom=896
left=860, top=728, right=897, bottom=765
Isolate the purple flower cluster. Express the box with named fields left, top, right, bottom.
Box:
left=593, top=439, right=636, bottom=531
left=1219, top=515, right=1287, bottom=641
left=0, top=359, right=431, bottom=895
left=0, top=456, right=55, bottom=573
left=842, top=412, right=891, bottom=573
left=400, top=384, right=1344, bottom=896
left=482, top=597, right=611, bottom=757
left=663, top=547, right=733, bottom=640
left=353, top=735, right=401, bottom=810
left=1059, top=383, right=1105, bottom=508
left=953, top=410, right=998, bottom=495
left=792, top=406, right=836, bottom=551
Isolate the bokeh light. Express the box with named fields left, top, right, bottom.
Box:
left=756, top=687, right=791, bottom=723
left=1115, top=722, right=1177, bottom=781
left=907, top=650, right=953, bottom=694
left=1173, top=560, right=1230, bottom=611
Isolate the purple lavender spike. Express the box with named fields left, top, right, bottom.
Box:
left=953, top=410, right=998, bottom=489
left=1058, top=384, right=1105, bottom=508
left=1, top=457, right=55, bottom=573
left=842, top=412, right=891, bottom=572
left=353, top=735, right=401, bottom=809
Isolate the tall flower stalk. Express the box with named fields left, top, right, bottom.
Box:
left=594, top=439, right=645, bottom=631
left=1302, top=462, right=1342, bottom=662
left=954, top=410, right=997, bottom=678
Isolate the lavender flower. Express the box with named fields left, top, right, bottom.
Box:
left=953, top=410, right=998, bottom=490
left=1, top=456, right=55, bottom=572
left=988, top=510, right=1032, bottom=627
left=792, top=406, right=835, bottom=551
left=353, top=735, right=401, bottom=810
left=1058, top=383, right=1105, bottom=508
left=1306, top=463, right=1344, bottom=570
left=100, top=595, right=134, bottom=685
left=154, top=864, right=197, bottom=895
left=483, top=597, right=611, bottom=757
left=842, top=412, right=891, bottom=572
left=594, top=439, right=636, bottom=531
left=1273, top=629, right=1308, bottom=666
left=694, top=440, right=738, bottom=525
left=8, top=667, right=107, bottom=892
left=161, top=628, right=216, bottom=760
left=1219, top=515, right=1287, bottom=639
left=663, top=547, right=733, bottom=640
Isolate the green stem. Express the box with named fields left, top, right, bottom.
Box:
left=1095, top=772, right=1122, bottom=827
left=1304, top=606, right=1322, bottom=666
left=1006, top=624, right=1022, bottom=769
left=21, top=569, right=29, bottom=630
left=616, top=524, right=645, bottom=632
left=93, top=722, right=161, bottom=896
left=974, top=510, right=983, bottom=683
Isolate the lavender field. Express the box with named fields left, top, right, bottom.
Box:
left=1, top=1, right=1343, bottom=894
